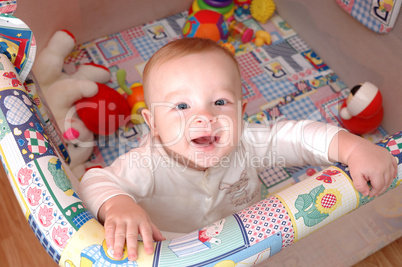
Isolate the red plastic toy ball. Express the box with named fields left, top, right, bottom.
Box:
left=182, top=10, right=229, bottom=42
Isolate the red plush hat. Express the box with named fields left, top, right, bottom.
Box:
left=339, top=82, right=383, bottom=135
left=340, top=82, right=382, bottom=120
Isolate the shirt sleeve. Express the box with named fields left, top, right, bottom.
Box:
left=242, top=119, right=345, bottom=168
left=78, top=137, right=155, bottom=219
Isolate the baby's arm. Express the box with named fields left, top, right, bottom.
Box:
left=78, top=138, right=164, bottom=261
left=98, top=195, right=165, bottom=261
left=328, top=130, right=397, bottom=197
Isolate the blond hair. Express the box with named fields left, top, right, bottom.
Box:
left=142, top=38, right=240, bottom=105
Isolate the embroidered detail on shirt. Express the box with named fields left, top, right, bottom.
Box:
left=219, top=170, right=258, bottom=207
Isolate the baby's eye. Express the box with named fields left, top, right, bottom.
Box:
left=215, top=99, right=227, bottom=106
left=176, top=103, right=190, bottom=110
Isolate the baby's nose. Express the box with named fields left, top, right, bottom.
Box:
left=193, top=114, right=217, bottom=125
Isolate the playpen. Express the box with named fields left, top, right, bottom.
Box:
left=0, top=0, right=401, bottom=266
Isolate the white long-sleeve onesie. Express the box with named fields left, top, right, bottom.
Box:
left=78, top=120, right=342, bottom=233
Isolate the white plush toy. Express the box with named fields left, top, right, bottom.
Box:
left=33, top=30, right=110, bottom=179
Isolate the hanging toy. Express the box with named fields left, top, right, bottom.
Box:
left=116, top=69, right=147, bottom=124
left=339, top=82, right=383, bottom=135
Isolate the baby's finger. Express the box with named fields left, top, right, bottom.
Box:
left=104, top=220, right=116, bottom=250
left=351, top=173, right=370, bottom=196
left=387, top=167, right=396, bottom=189
left=113, top=222, right=127, bottom=260
left=368, top=174, right=385, bottom=197
left=392, top=157, right=398, bottom=179
left=151, top=223, right=166, bottom=241
left=126, top=226, right=139, bottom=261
left=139, top=223, right=155, bottom=255
left=377, top=163, right=396, bottom=196
left=379, top=174, right=390, bottom=196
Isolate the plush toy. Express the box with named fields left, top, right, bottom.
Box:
left=32, top=30, right=129, bottom=178
left=339, top=82, right=383, bottom=135
left=75, top=82, right=131, bottom=135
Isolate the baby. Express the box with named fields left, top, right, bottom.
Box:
left=78, top=38, right=397, bottom=261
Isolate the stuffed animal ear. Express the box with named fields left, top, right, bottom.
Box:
left=33, top=30, right=76, bottom=87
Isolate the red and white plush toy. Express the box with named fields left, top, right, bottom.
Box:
left=33, top=30, right=130, bottom=178
left=339, top=82, right=383, bottom=135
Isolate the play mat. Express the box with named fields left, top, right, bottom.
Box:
left=1, top=2, right=401, bottom=267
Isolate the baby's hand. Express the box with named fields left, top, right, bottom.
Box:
left=98, top=195, right=165, bottom=261
left=346, top=140, right=397, bottom=197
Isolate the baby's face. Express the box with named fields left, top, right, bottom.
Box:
left=143, top=50, right=246, bottom=170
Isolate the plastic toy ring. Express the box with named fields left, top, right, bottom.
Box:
left=203, top=0, right=233, bottom=8
left=197, top=0, right=234, bottom=14
left=192, top=0, right=234, bottom=20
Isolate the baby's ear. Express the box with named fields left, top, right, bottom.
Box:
left=241, top=99, right=248, bottom=117
left=141, top=109, right=158, bottom=136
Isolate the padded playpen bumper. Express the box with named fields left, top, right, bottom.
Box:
left=0, top=54, right=401, bottom=266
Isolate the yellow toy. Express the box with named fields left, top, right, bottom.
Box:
left=220, top=42, right=236, bottom=54
left=254, top=30, right=272, bottom=46
left=250, top=0, right=276, bottom=24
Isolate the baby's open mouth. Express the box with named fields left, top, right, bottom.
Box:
left=191, top=136, right=219, bottom=146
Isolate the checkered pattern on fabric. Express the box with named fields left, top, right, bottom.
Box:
left=4, top=95, right=31, bottom=125
left=320, top=193, right=337, bottom=209
left=259, top=167, right=291, bottom=188
left=320, top=96, right=344, bottom=126
left=305, top=109, right=326, bottom=123
left=237, top=196, right=294, bottom=248
left=72, top=210, right=94, bottom=229
left=132, top=35, right=168, bottom=61
left=350, top=0, right=381, bottom=32
left=286, top=35, right=310, bottom=53
left=24, top=129, right=48, bottom=154
left=98, top=135, right=141, bottom=166
left=279, top=96, right=318, bottom=121
left=123, top=25, right=146, bottom=39
left=386, top=134, right=402, bottom=155
left=241, top=77, right=255, bottom=99
left=237, top=52, right=264, bottom=79
left=86, top=46, right=109, bottom=66
left=28, top=214, right=61, bottom=262
left=251, top=74, right=297, bottom=102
